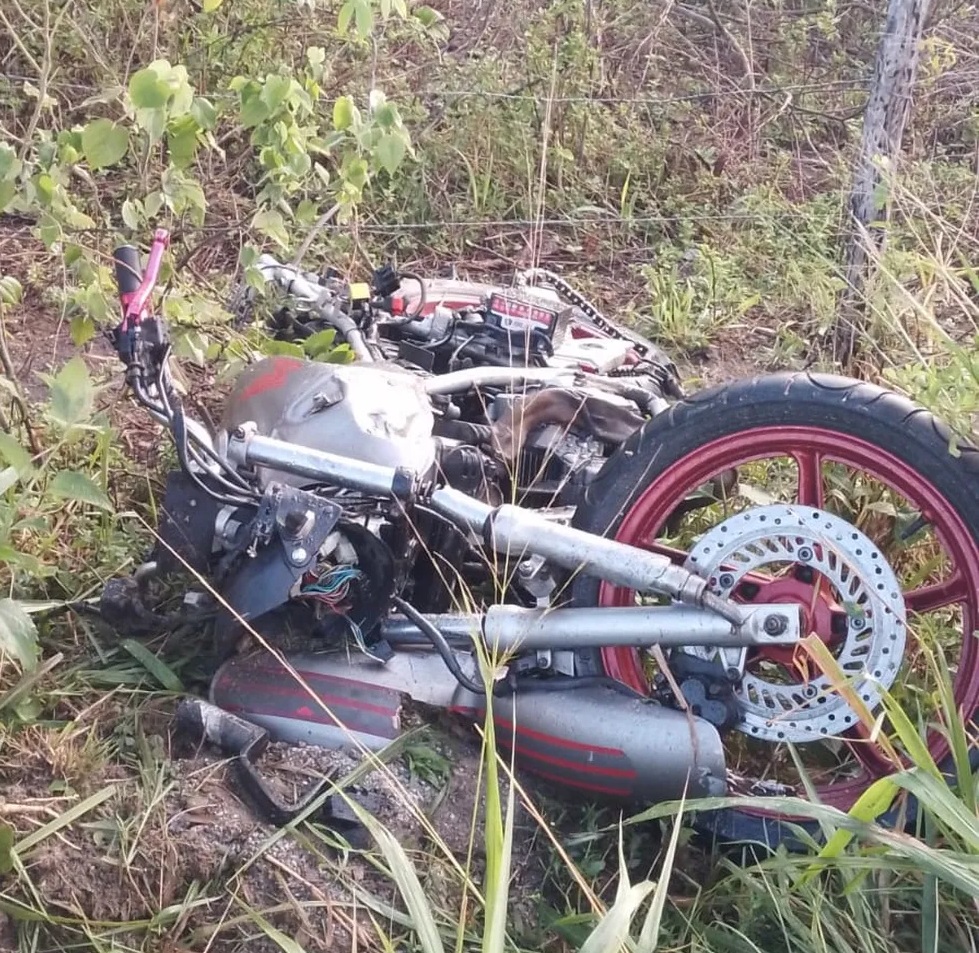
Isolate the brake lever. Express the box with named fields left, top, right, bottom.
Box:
left=111, top=229, right=171, bottom=380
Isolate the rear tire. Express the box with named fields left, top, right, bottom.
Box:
left=571, top=371, right=979, bottom=848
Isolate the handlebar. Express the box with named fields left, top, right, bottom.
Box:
left=255, top=255, right=326, bottom=305
left=112, top=229, right=171, bottom=331
left=255, top=255, right=376, bottom=362
left=113, top=245, right=143, bottom=297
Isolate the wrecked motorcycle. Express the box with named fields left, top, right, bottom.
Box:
left=104, top=228, right=979, bottom=848
left=244, top=250, right=683, bottom=392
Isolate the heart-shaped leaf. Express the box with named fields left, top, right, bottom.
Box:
left=81, top=119, right=129, bottom=171
left=49, top=470, right=113, bottom=511
left=0, top=599, right=39, bottom=671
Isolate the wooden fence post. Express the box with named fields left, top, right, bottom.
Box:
left=834, top=0, right=933, bottom=364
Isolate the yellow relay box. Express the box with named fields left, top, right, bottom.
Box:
left=349, top=282, right=371, bottom=302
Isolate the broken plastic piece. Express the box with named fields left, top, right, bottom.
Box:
left=175, top=697, right=370, bottom=845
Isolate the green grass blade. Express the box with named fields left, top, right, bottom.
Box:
left=483, top=734, right=515, bottom=953
left=930, top=644, right=977, bottom=815
left=877, top=686, right=942, bottom=780
left=0, top=651, right=62, bottom=713
left=14, top=785, right=116, bottom=856
left=801, top=776, right=900, bottom=881
left=579, top=878, right=656, bottom=953
left=577, top=824, right=658, bottom=953
left=636, top=801, right=685, bottom=953
left=629, top=792, right=979, bottom=896
left=922, top=813, right=939, bottom=953
left=891, top=769, right=979, bottom=848
left=346, top=800, right=446, bottom=953
left=120, top=638, right=184, bottom=692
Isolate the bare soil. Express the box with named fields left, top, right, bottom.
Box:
left=2, top=696, right=543, bottom=952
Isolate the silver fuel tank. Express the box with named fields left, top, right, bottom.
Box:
left=219, top=356, right=438, bottom=489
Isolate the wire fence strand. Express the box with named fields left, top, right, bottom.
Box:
left=0, top=74, right=872, bottom=107
left=0, top=210, right=825, bottom=239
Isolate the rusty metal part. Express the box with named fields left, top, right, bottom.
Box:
left=489, top=387, right=646, bottom=459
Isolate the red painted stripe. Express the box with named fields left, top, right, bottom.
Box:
left=233, top=661, right=403, bottom=698
left=217, top=678, right=397, bottom=719
left=503, top=740, right=636, bottom=779
left=494, top=716, right=625, bottom=757
left=222, top=701, right=399, bottom=738
left=523, top=765, right=633, bottom=798
left=239, top=357, right=304, bottom=399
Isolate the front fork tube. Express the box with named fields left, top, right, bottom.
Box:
left=225, top=430, right=798, bottom=636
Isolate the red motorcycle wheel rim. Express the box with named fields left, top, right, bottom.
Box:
left=597, top=425, right=979, bottom=812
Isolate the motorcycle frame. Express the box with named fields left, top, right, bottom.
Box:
left=225, top=423, right=803, bottom=654
left=117, top=229, right=801, bottom=661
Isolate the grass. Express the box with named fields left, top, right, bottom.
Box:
left=2, top=0, right=979, bottom=950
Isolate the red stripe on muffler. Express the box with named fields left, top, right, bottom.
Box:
left=516, top=764, right=634, bottom=798
left=212, top=658, right=402, bottom=740
left=506, top=741, right=637, bottom=779
left=234, top=661, right=403, bottom=709
left=494, top=716, right=626, bottom=757
left=229, top=679, right=397, bottom=719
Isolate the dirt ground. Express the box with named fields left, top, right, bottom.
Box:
left=1, top=710, right=533, bottom=951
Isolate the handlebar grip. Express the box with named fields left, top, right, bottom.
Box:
left=114, top=245, right=143, bottom=297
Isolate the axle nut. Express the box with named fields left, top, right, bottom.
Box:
left=763, top=613, right=789, bottom=636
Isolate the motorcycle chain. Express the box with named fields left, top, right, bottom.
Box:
left=520, top=268, right=683, bottom=396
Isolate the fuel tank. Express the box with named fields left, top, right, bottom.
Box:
left=220, top=356, right=438, bottom=488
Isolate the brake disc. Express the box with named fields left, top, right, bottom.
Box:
left=682, top=505, right=907, bottom=743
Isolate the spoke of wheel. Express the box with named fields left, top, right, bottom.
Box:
left=794, top=449, right=824, bottom=508
left=905, top=571, right=968, bottom=614
left=643, top=541, right=773, bottom=590
left=644, top=541, right=692, bottom=565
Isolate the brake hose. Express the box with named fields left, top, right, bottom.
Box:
left=391, top=596, right=486, bottom=695
left=399, top=271, right=427, bottom=319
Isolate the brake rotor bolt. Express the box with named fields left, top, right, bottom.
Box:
left=763, top=614, right=789, bottom=636
left=798, top=547, right=814, bottom=563
left=851, top=616, right=866, bottom=630
left=803, top=685, right=818, bottom=699
left=291, top=546, right=309, bottom=565
left=718, top=573, right=735, bottom=589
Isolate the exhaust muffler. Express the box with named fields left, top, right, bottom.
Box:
left=211, top=650, right=728, bottom=803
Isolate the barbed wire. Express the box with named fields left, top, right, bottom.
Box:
left=435, top=80, right=869, bottom=105
left=0, top=72, right=871, bottom=107
left=2, top=209, right=823, bottom=239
